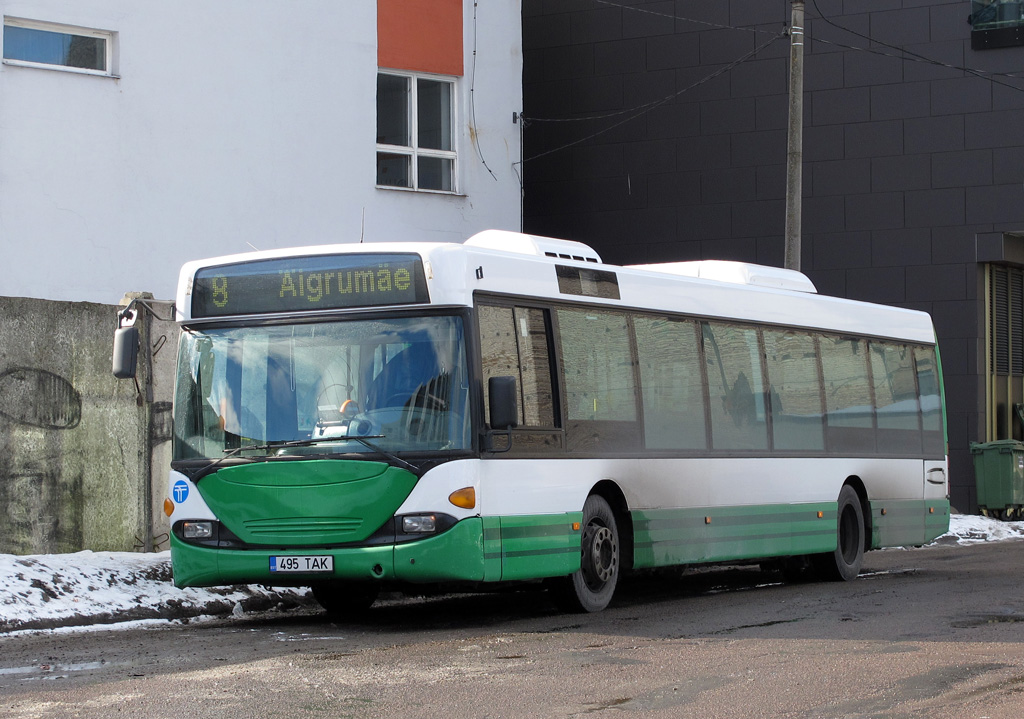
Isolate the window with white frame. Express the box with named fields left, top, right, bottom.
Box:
left=3, top=17, right=114, bottom=76
left=376, top=71, right=456, bottom=193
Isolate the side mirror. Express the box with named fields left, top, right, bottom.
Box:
left=488, top=376, right=519, bottom=431
left=112, top=326, right=140, bottom=379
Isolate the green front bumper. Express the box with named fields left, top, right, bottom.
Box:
left=170, top=517, right=489, bottom=588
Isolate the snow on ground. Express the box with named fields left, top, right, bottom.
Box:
left=2, top=514, right=1023, bottom=634
left=943, top=513, right=1024, bottom=544
left=0, top=550, right=311, bottom=634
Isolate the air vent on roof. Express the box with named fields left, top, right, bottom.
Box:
left=627, top=260, right=817, bottom=293
left=465, top=230, right=602, bottom=263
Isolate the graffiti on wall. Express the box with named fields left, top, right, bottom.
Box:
left=0, top=368, right=82, bottom=429
left=0, top=367, right=84, bottom=554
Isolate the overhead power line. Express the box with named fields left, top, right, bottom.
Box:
left=594, top=0, right=782, bottom=36
left=517, top=0, right=1024, bottom=168
left=808, top=0, right=1024, bottom=91
left=600, top=0, right=1024, bottom=87
left=518, top=30, right=788, bottom=164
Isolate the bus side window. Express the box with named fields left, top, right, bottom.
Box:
left=514, top=307, right=556, bottom=427
left=820, top=335, right=875, bottom=455
left=915, top=346, right=945, bottom=456
left=763, top=329, right=824, bottom=452
left=557, top=307, right=640, bottom=453
left=871, top=342, right=922, bottom=455
left=478, top=304, right=555, bottom=428
left=703, top=322, right=768, bottom=451
left=633, top=315, right=706, bottom=450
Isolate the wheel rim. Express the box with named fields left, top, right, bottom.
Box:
left=581, top=521, right=618, bottom=590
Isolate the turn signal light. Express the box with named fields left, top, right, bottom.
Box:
left=448, top=487, right=476, bottom=509
left=164, top=498, right=174, bottom=517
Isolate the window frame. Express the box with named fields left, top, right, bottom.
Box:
left=376, top=69, right=458, bottom=194
left=2, top=16, right=115, bottom=77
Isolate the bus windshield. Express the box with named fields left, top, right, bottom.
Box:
left=172, top=315, right=470, bottom=460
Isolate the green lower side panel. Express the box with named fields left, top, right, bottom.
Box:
left=170, top=500, right=952, bottom=589
left=487, top=512, right=583, bottom=581
left=632, top=503, right=838, bottom=569
left=869, top=498, right=950, bottom=549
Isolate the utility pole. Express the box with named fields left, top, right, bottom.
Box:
left=784, top=0, right=805, bottom=271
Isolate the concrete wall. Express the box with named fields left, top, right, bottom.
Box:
left=521, top=0, right=1024, bottom=512
left=0, top=0, right=523, bottom=304
left=0, top=297, right=177, bottom=554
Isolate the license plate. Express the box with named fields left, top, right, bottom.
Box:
left=269, top=555, right=334, bottom=573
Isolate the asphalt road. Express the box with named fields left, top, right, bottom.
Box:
left=3, top=539, right=1024, bottom=719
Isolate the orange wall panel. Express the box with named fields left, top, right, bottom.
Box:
left=378, top=0, right=464, bottom=76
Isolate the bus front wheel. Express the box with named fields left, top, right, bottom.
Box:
left=552, top=494, right=620, bottom=613
left=817, top=485, right=865, bottom=581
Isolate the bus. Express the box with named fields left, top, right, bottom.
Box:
left=114, top=230, right=949, bottom=613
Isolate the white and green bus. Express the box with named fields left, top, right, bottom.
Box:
left=115, top=230, right=949, bottom=613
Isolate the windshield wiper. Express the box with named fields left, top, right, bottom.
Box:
left=189, top=435, right=418, bottom=482
left=256, top=435, right=420, bottom=473
left=338, top=435, right=420, bottom=474
left=230, top=436, right=385, bottom=454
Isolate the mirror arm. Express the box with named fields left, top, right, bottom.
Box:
left=483, top=428, right=514, bottom=454
left=118, top=298, right=176, bottom=327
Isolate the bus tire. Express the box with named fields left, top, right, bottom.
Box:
left=817, top=485, right=865, bottom=582
left=552, top=494, right=620, bottom=613
left=311, top=581, right=379, bottom=616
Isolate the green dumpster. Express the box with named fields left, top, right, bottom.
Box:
left=971, top=440, right=1024, bottom=520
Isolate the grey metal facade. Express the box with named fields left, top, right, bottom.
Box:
left=521, top=0, right=1024, bottom=512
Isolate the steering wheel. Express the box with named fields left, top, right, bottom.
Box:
left=381, top=391, right=447, bottom=411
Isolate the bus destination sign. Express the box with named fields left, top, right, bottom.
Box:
left=191, top=253, right=429, bottom=318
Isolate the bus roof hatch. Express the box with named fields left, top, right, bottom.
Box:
left=465, top=230, right=602, bottom=264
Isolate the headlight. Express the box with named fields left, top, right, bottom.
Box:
left=182, top=521, right=214, bottom=539
left=402, top=515, right=437, bottom=533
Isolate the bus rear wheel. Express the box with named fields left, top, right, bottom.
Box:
left=551, top=494, right=620, bottom=613
left=816, top=485, right=865, bottom=581
left=311, top=580, right=380, bottom=616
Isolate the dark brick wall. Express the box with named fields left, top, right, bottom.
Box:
left=522, top=0, right=1024, bottom=512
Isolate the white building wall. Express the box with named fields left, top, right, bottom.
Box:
left=0, top=1, right=523, bottom=303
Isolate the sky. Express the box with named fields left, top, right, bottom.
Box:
left=2, top=514, right=1023, bottom=635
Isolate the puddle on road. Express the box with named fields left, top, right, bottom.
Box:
left=710, top=618, right=803, bottom=635
left=859, top=568, right=921, bottom=579
left=0, top=660, right=120, bottom=680
left=272, top=632, right=349, bottom=642
left=951, top=614, right=1024, bottom=628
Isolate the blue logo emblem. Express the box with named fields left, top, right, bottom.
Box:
left=172, top=479, right=190, bottom=503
